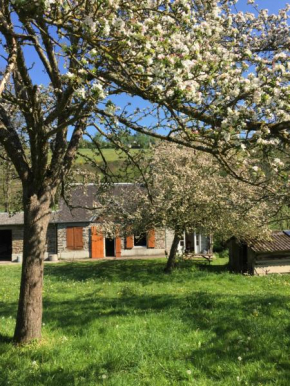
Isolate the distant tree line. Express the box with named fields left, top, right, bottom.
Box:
left=79, top=132, right=155, bottom=149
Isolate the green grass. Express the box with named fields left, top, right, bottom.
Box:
left=74, top=148, right=146, bottom=181
left=1, top=257, right=290, bottom=385
left=0, top=149, right=147, bottom=210
left=76, top=148, right=143, bottom=164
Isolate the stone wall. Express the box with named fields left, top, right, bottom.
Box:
left=7, top=225, right=57, bottom=261
left=120, top=228, right=166, bottom=257
left=155, top=228, right=166, bottom=250
left=57, top=223, right=91, bottom=259
left=165, top=229, right=175, bottom=253
left=12, top=227, right=23, bottom=257
left=47, top=225, right=57, bottom=254
left=57, top=223, right=167, bottom=259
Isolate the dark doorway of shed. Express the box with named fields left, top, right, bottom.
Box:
left=241, top=244, right=248, bottom=272
left=105, top=238, right=115, bottom=257
left=0, top=230, right=12, bottom=261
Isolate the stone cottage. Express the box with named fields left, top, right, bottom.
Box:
left=0, top=184, right=211, bottom=261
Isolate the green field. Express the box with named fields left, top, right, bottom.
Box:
left=1, top=257, right=290, bottom=385
left=76, top=148, right=144, bottom=164
left=0, top=149, right=146, bottom=211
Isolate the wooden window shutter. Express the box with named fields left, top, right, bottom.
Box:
left=147, top=229, right=155, bottom=248
left=66, top=227, right=74, bottom=250
left=126, top=235, right=134, bottom=249
left=74, top=227, right=83, bottom=250
left=115, top=236, right=122, bottom=258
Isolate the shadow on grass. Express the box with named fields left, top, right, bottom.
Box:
left=0, top=301, right=18, bottom=319
left=180, top=259, right=229, bottom=273
left=1, top=288, right=290, bottom=384
left=44, top=258, right=229, bottom=285
left=2, top=259, right=289, bottom=385
left=52, top=291, right=290, bottom=383
left=0, top=333, right=13, bottom=344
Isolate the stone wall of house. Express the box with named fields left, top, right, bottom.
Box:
left=57, top=223, right=167, bottom=259
left=155, top=229, right=166, bottom=250
left=165, top=229, right=175, bottom=253
left=120, top=229, right=165, bottom=251
left=57, top=223, right=91, bottom=259
left=9, top=225, right=56, bottom=261
left=120, top=229, right=165, bottom=250
left=12, top=227, right=24, bottom=255
left=46, top=225, right=57, bottom=254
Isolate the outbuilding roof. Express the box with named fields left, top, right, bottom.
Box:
left=247, top=231, right=290, bottom=253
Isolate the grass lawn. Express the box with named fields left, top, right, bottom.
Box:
left=1, top=257, right=290, bottom=385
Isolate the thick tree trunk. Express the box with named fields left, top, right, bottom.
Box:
left=13, top=188, right=52, bottom=344
left=164, top=233, right=180, bottom=273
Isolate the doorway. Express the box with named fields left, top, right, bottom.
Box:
left=0, top=230, right=12, bottom=261
left=105, top=238, right=115, bottom=257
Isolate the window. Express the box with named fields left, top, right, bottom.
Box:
left=125, top=229, right=155, bottom=249
left=134, top=234, right=147, bottom=247
left=66, top=227, right=83, bottom=250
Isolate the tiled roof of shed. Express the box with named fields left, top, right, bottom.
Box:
left=248, top=231, right=290, bottom=253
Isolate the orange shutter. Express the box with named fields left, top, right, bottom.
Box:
left=74, top=227, right=83, bottom=250
left=115, top=236, right=122, bottom=258
left=91, top=226, right=104, bottom=258
left=66, top=227, right=74, bottom=250
left=126, top=235, right=134, bottom=249
left=147, top=229, right=155, bottom=248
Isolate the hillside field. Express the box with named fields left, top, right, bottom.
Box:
left=76, top=148, right=144, bottom=164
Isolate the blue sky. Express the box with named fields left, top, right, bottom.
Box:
left=237, top=0, right=288, bottom=13
left=4, top=0, right=288, bottom=89
left=0, top=1, right=289, bottom=139
left=101, top=0, right=290, bottom=137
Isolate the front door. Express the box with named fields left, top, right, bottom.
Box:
left=91, top=227, right=104, bottom=258
left=105, top=238, right=115, bottom=257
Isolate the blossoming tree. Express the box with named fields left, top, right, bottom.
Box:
left=98, top=142, right=281, bottom=273
left=0, top=0, right=289, bottom=343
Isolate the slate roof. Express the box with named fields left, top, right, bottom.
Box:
left=56, top=184, right=100, bottom=223
left=0, top=184, right=139, bottom=225
left=0, top=210, right=59, bottom=225
left=0, top=212, right=24, bottom=225
left=246, top=231, right=290, bottom=253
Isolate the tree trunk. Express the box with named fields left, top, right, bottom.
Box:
left=13, top=188, right=52, bottom=344
left=164, top=233, right=181, bottom=274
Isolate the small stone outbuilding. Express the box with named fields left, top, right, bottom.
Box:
left=228, top=231, right=290, bottom=275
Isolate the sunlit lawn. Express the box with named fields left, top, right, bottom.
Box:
left=1, top=257, right=290, bottom=385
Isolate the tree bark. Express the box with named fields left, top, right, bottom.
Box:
left=164, top=233, right=181, bottom=274
left=3, top=161, right=12, bottom=212
left=13, top=187, right=53, bottom=344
